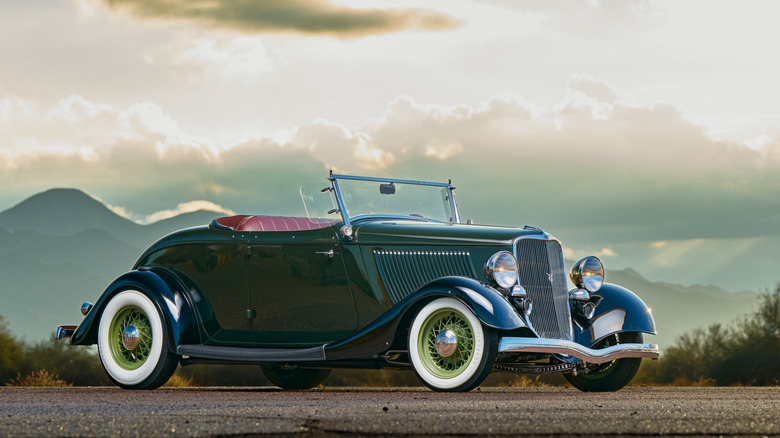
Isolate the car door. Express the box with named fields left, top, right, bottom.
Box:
left=247, top=226, right=358, bottom=346
left=143, top=237, right=253, bottom=345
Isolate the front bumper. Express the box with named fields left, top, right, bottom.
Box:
left=498, top=337, right=659, bottom=364
left=55, top=325, right=77, bottom=341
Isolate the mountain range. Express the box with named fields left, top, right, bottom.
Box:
left=0, top=188, right=761, bottom=348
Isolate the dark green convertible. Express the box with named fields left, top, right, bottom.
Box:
left=56, top=173, right=658, bottom=392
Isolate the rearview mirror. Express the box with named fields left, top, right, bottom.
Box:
left=379, top=183, right=396, bottom=195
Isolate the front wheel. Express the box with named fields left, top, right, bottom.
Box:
left=97, top=290, right=178, bottom=389
left=564, top=332, right=643, bottom=392
left=261, top=365, right=332, bottom=389
left=408, top=298, right=497, bottom=392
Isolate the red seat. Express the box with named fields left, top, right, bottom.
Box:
left=213, top=215, right=338, bottom=232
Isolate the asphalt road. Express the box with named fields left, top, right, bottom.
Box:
left=1, top=386, right=778, bottom=437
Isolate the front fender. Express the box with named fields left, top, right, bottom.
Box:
left=69, top=268, right=200, bottom=353
left=325, top=276, right=523, bottom=360
left=574, top=283, right=657, bottom=347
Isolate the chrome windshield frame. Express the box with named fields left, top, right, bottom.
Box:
left=329, top=173, right=460, bottom=227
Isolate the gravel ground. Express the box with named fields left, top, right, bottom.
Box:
left=1, top=386, right=779, bottom=437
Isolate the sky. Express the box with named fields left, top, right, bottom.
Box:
left=1, top=0, right=779, bottom=292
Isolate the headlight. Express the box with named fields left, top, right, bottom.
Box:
left=485, top=251, right=518, bottom=289
left=570, top=256, right=604, bottom=293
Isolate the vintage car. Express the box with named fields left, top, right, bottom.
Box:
left=56, top=173, right=658, bottom=392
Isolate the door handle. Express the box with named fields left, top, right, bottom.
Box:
left=315, top=249, right=334, bottom=258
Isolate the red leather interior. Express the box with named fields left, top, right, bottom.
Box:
left=214, top=215, right=338, bottom=232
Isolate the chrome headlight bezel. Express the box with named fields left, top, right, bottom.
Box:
left=570, top=256, right=604, bottom=293
left=485, top=251, right=518, bottom=289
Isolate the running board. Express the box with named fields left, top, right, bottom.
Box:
left=177, top=344, right=326, bottom=363
left=498, top=337, right=659, bottom=364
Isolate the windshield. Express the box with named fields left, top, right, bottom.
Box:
left=338, top=175, right=459, bottom=223
left=301, top=174, right=459, bottom=223
left=336, top=179, right=451, bottom=222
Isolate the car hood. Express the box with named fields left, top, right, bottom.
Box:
left=352, top=220, right=543, bottom=246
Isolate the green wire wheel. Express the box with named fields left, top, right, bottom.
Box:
left=107, top=306, right=153, bottom=370
left=417, top=307, right=476, bottom=379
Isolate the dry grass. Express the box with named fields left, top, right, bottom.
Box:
left=670, top=376, right=717, bottom=387
left=164, top=373, right=195, bottom=387
left=484, top=373, right=552, bottom=387
left=6, top=370, right=72, bottom=387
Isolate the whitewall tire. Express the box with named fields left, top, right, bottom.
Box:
left=97, top=289, right=178, bottom=389
left=408, top=298, right=497, bottom=392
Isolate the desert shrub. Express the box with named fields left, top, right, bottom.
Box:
left=21, top=336, right=109, bottom=386
left=6, top=369, right=72, bottom=387
left=639, top=285, right=780, bottom=386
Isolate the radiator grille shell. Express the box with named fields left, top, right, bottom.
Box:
left=514, top=238, right=572, bottom=341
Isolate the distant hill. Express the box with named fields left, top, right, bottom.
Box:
left=0, top=188, right=143, bottom=238
left=0, top=188, right=762, bottom=348
left=13, top=229, right=142, bottom=278
left=0, top=227, right=19, bottom=256
left=0, top=189, right=225, bottom=342
left=606, top=267, right=758, bottom=348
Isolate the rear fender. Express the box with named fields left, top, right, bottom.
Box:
left=325, top=276, right=523, bottom=360
left=69, top=268, right=200, bottom=353
left=574, top=283, right=656, bottom=347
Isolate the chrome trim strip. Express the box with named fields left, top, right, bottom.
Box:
left=447, top=186, right=460, bottom=224
left=332, top=174, right=451, bottom=187
left=330, top=175, right=351, bottom=228
left=498, top=337, right=660, bottom=364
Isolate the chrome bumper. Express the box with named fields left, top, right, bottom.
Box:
left=498, top=337, right=659, bottom=364
left=55, top=325, right=77, bottom=341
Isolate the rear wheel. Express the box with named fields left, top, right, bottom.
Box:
left=408, top=298, right=497, bottom=392
left=564, top=332, right=643, bottom=392
left=261, top=365, right=331, bottom=390
left=98, top=290, right=178, bottom=389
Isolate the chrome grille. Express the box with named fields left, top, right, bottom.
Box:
left=374, top=250, right=477, bottom=304
left=514, top=239, right=572, bottom=340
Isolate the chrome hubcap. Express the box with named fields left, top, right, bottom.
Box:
left=434, top=329, right=458, bottom=357
left=122, top=325, right=140, bottom=351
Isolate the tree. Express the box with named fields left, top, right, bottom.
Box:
left=0, top=315, right=24, bottom=383
left=638, top=284, right=780, bottom=386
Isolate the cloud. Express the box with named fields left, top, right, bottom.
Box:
left=482, top=0, right=664, bottom=36
left=3, top=79, right=780, bottom=292
left=2, top=78, right=780, bottom=247
left=147, top=36, right=280, bottom=84
left=567, top=73, right=619, bottom=104
left=563, top=246, right=618, bottom=261
left=144, top=201, right=235, bottom=224
left=90, top=0, right=460, bottom=38
left=0, top=93, right=213, bottom=163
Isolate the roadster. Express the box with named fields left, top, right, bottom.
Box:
left=57, top=173, right=658, bottom=392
